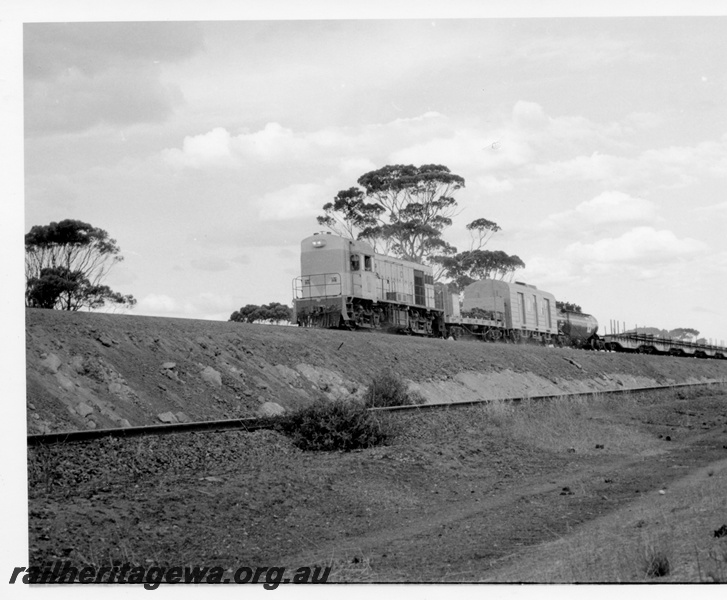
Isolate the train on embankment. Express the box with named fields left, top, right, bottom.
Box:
left=292, top=232, right=727, bottom=360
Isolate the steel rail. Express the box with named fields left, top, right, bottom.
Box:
left=27, top=378, right=726, bottom=446
left=27, top=416, right=269, bottom=447
left=368, top=378, right=727, bottom=413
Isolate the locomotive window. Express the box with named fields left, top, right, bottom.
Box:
left=517, top=292, right=526, bottom=324
left=350, top=255, right=360, bottom=271
left=545, top=298, right=552, bottom=328
left=364, top=256, right=372, bottom=271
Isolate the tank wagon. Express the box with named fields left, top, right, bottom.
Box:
left=292, top=232, right=725, bottom=358
left=557, top=310, right=600, bottom=348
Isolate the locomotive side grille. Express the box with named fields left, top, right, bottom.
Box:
left=386, top=291, right=414, bottom=304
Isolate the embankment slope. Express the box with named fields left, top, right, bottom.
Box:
left=26, top=308, right=727, bottom=434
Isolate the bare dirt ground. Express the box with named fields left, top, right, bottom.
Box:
left=28, top=386, right=727, bottom=583
left=25, top=309, right=727, bottom=583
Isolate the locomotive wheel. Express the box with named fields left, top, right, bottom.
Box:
left=485, top=328, right=502, bottom=342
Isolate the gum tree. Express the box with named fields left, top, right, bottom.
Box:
left=229, top=302, right=291, bottom=324
left=318, top=164, right=464, bottom=263
left=317, top=164, right=525, bottom=284
left=25, top=219, right=136, bottom=311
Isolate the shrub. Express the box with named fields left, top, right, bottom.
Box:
left=364, top=371, right=419, bottom=408
left=643, top=547, right=671, bottom=578
left=274, top=400, right=391, bottom=451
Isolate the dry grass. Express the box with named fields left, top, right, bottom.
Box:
left=483, top=459, right=727, bottom=582
left=476, top=393, right=661, bottom=455
left=321, top=549, right=377, bottom=583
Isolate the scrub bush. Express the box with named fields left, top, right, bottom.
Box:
left=364, top=371, right=420, bottom=408
left=275, top=400, right=390, bottom=451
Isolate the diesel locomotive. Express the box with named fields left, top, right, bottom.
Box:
left=292, top=232, right=599, bottom=347
left=292, top=232, right=725, bottom=358
left=292, top=232, right=442, bottom=335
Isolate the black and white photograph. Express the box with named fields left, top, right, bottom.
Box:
left=5, top=0, right=727, bottom=591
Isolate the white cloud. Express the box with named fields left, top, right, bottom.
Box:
left=392, top=129, right=535, bottom=173
left=162, top=127, right=236, bottom=168
left=257, top=182, right=329, bottom=222
left=541, top=191, right=658, bottom=231
left=161, top=112, right=455, bottom=171
left=565, top=227, right=705, bottom=267
left=532, top=134, right=727, bottom=188
left=517, top=255, right=586, bottom=289
left=230, top=122, right=308, bottom=159
left=387, top=101, right=642, bottom=185
left=508, top=100, right=639, bottom=153
left=474, top=175, right=514, bottom=194
left=338, top=157, right=378, bottom=179
left=623, top=112, right=664, bottom=130
left=159, top=102, right=648, bottom=194
left=512, top=101, right=549, bottom=129
left=691, top=200, right=727, bottom=217
left=162, top=122, right=312, bottom=169
left=532, top=153, right=626, bottom=184
left=24, top=23, right=203, bottom=135
left=575, top=192, right=657, bottom=223
left=641, top=140, right=727, bottom=170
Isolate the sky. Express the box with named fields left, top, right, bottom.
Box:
left=8, top=2, right=727, bottom=345
left=4, top=2, right=727, bottom=593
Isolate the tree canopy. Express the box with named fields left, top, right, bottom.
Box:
left=317, top=164, right=525, bottom=284
left=229, top=302, right=291, bottom=324
left=668, top=327, right=700, bottom=340
left=318, top=164, right=463, bottom=263
left=556, top=301, right=583, bottom=313
left=433, top=249, right=526, bottom=290
left=25, top=219, right=136, bottom=311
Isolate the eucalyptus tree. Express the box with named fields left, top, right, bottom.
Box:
left=25, top=219, right=136, bottom=310
left=318, top=164, right=464, bottom=262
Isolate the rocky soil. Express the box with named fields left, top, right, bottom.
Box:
left=28, top=386, right=727, bottom=582
left=25, top=308, right=727, bottom=583
left=25, top=308, right=727, bottom=434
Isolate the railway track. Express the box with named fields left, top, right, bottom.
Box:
left=27, top=379, right=726, bottom=447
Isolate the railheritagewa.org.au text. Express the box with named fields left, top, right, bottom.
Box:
left=9, top=562, right=331, bottom=589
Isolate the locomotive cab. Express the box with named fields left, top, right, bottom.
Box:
left=295, top=232, right=377, bottom=299
left=348, top=244, right=378, bottom=301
